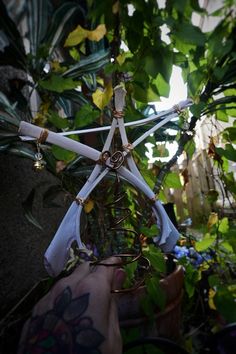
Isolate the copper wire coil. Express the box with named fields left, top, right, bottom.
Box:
left=90, top=253, right=151, bottom=293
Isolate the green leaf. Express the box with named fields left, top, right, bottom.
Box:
left=174, top=23, right=206, bottom=46
left=218, top=217, right=229, bottom=234
left=225, top=228, right=236, bottom=253
left=216, top=110, right=229, bottom=122
left=146, top=276, right=166, bottom=310
left=51, top=135, right=78, bottom=162
left=208, top=274, right=221, bottom=288
left=144, top=55, right=159, bottom=78
left=195, top=233, right=216, bottom=252
left=184, top=140, right=195, bottom=159
left=22, top=188, right=43, bottom=230
left=140, top=224, right=159, bottom=237
left=47, top=111, right=69, bottom=129
left=183, top=262, right=200, bottom=298
left=156, top=47, right=173, bottom=83
left=154, top=74, right=170, bottom=97
left=39, top=75, right=80, bottom=93
left=190, top=102, right=206, bottom=117
left=69, top=47, right=80, bottom=61
left=216, top=144, right=236, bottom=162
left=133, top=82, right=160, bottom=103
left=223, top=127, right=236, bottom=143
left=143, top=245, right=166, bottom=274
left=51, top=145, right=76, bottom=162
left=164, top=172, right=182, bottom=189
left=187, top=70, right=205, bottom=97
left=214, top=286, right=236, bottom=323
left=75, top=104, right=100, bottom=128
left=123, top=261, right=138, bottom=288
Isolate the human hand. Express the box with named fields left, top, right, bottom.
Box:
left=18, top=257, right=126, bottom=354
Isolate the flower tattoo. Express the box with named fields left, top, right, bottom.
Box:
left=19, top=287, right=105, bottom=354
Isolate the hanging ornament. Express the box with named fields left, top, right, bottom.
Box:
left=33, top=129, right=48, bottom=171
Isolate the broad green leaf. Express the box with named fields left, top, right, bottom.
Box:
left=183, top=263, right=200, bottom=297
left=214, top=286, right=236, bottom=323
left=92, top=82, right=113, bottom=110
left=156, top=47, right=173, bottom=83
left=221, top=241, right=233, bottom=252
left=190, top=102, right=206, bottom=117
left=140, top=224, right=159, bottom=237
left=69, top=47, right=80, bottom=61
left=158, top=188, right=167, bottom=203
left=216, top=110, right=229, bottom=122
left=174, top=23, right=205, bottom=46
left=225, top=229, right=236, bottom=253
left=172, top=0, right=188, bottom=13
left=64, top=25, right=88, bottom=46
left=133, top=82, right=160, bottom=103
left=39, top=75, right=80, bottom=93
left=123, top=261, right=138, bottom=288
left=143, top=245, right=166, bottom=274
left=154, top=74, right=170, bottom=98
left=51, top=145, right=76, bottom=162
left=144, top=55, right=159, bottom=78
left=64, top=24, right=106, bottom=47
left=184, top=140, right=195, bottom=159
left=75, top=104, right=100, bottom=127
left=218, top=217, right=229, bottom=234
left=223, top=127, right=236, bottom=143
left=51, top=135, right=78, bottom=162
left=47, top=111, right=69, bottom=129
left=216, top=144, right=236, bottom=162
left=195, top=233, right=216, bottom=251
left=187, top=70, right=205, bottom=97
left=146, top=276, right=166, bottom=310
left=164, top=172, right=182, bottom=189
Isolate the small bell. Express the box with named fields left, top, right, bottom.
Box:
left=33, top=151, right=45, bottom=171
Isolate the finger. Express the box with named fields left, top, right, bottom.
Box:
left=112, top=268, right=126, bottom=291
left=93, top=256, right=122, bottom=288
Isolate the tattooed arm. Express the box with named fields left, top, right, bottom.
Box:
left=18, top=258, right=125, bottom=354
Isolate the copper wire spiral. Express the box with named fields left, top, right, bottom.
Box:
left=91, top=175, right=151, bottom=293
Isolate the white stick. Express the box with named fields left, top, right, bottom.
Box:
left=19, top=121, right=100, bottom=161
left=19, top=99, right=193, bottom=140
